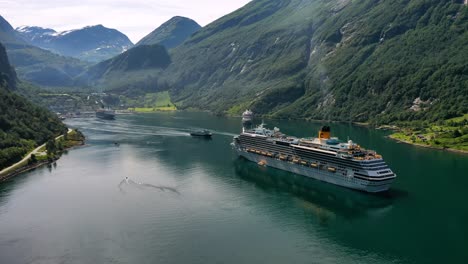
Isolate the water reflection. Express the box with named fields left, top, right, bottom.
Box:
left=233, top=158, right=393, bottom=220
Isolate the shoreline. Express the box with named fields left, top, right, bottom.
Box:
left=387, top=135, right=468, bottom=154
left=0, top=129, right=85, bottom=182
left=0, top=160, right=51, bottom=183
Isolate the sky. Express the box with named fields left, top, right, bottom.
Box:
left=0, top=0, right=252, bottom=43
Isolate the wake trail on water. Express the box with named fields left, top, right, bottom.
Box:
left=183, top=127, right=237, bottom=137
left=70, top=118, right=238, bottom=138
left=118, top=177, right=180, bottom=195
left=209, top=130, right=237, bottom=137
left=81, top=126, right=189, bottom=137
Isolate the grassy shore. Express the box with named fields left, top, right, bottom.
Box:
left=388, top=114, right=468, bottom=153
left=128, top=106, right=177, bottom=112
left=125, top=91, right=177, bottom=112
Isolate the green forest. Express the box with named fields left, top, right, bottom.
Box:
left=157, top=0, right=467, bottom=125
left=0, top=87, right=67, bottom=169
left=0, top=43, right=66, bottom=170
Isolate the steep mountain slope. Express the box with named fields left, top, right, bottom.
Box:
left=160, top=0, right=467, bottom=123
left=16, top=25, right=134, bottom=62
left=0, top=42, right=66, bottom=170
left=0, top=15, right=88, bottom=87
left=136, top=16, right=201, bottom=49
left=78, top=44, right=171, bottom=94
left=0, top=15, right=20, bottom=45
left=0, top=41, right=16, bottom=89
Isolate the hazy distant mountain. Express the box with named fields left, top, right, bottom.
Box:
left=0, top=15, right=88, bottom=87
left=136, top=16, right=201, bottom=49
left=15, top=26, right=56, bottom=44
left=16, top=25, right=134, bottom=62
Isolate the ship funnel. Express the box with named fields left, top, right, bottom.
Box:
left=318, top=126, right=331, bottom=139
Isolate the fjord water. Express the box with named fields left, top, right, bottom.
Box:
left=0, top=112, right=467, bottom=264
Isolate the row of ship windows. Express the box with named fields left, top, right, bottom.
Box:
left=240, top=140, right=387, bottom=171
left=244, top=145, right=368, bottom=171
left=377, top=170, right=391, bottom=174
left=242, top=136, right=386, bottom=165
left=304, top=167, right=390, bottom=186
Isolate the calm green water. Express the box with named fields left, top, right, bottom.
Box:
left=0, top=112, right=467, bottom=264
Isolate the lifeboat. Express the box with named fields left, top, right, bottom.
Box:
left=266, top=153, right=274, bottom=157
left=328, top=167, right=336, bottom=173
left=279, top=155, right=287, bottom=161
left=310, top=162, right=318, bottom=168
left=300, top=160, right=308, bottom=166
left=292, top=158, right=300, bottom=164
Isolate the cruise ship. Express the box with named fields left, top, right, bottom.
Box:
left=232, top=124, right=396, bottom=193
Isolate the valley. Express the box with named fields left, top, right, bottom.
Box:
left=0, top=0, right=467, bottom=167
left=0, top=1, right=467, bottom=263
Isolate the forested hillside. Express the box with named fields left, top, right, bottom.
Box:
left=77, top=44, right=171, bottom=94
left=2, top=1, right=466, bottom=125
left=158, top=0, right=467, bottom=123
left=0, top=42, right=66, bottom=170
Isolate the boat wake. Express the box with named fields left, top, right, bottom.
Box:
left=118, top=177, right=180, bottom=195
left=81, top=126, right=189, bottom=137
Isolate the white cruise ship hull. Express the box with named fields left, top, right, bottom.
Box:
left=235, top=148, right=394, bottom=193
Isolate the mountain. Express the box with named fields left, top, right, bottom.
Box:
left=156, top=0, right=467, bottom=123
left=0, top=15, right=88, bottom=87
left=136, top=16, right=201, bottom=49
left=16, top=25, right=134, bottom=62
left=0, top=41, right=16, bottom=89
left=0, top=15, right=21, bottom=45
left=77, top=44, right=171, bottom=93
left=15, top=26, right=56, bottom=43
left=0, top=42, right=66, bottom=170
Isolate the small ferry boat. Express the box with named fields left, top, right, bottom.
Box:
left=190, top=129, right=212, bottom=137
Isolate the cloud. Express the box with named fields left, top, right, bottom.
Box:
left=0, top=0, right=251, bottom=43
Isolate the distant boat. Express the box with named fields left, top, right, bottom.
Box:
left=96, top=109, right=115, bottom=120
left=190, top=129, right=212, bottom=137
left=242, top=109, right=253, bottom=125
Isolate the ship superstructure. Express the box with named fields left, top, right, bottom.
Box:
left=232, top=124, right=396, bottom=192
left=242, top=109, right=254, bottom=127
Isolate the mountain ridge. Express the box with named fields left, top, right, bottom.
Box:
left=76, top=44, right=171, bottom=95
left=0, top=15, right=89, bottom=87
left=16, top=24, right=134, bottom=62
left=136, top=16, right=201, bottom=49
